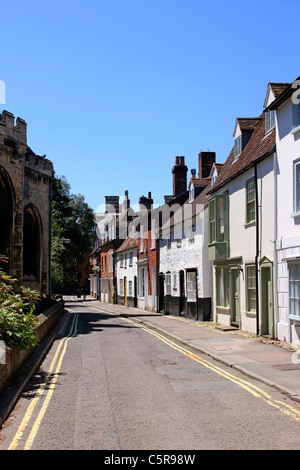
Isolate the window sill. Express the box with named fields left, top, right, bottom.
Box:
left=288, top=315, right=300, bottom=323
left=291, top=125, right=300, bottom=136
left=291, top=211, right=300, bottom=219
left=244, top=221, right=256, bottom=228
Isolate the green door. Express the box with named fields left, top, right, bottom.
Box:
left=261, top=266, right=273, bottom=336
left=231, top=268, right=240, bottom=326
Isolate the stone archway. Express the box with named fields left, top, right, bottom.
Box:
left=23, top=205, right=43, bottom=285
left=0, top=167, right=14, bottom=272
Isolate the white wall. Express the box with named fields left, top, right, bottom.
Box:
left=275, top=97, right=300, bottom=344
left=159, top=205, right=212, bottom=299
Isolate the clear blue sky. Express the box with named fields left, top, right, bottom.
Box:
left=1, top=0, right=299, bottom=212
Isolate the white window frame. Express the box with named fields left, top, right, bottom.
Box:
left=246, top=264, right=256, bottom=312
left=246, top=177, right=256, bottom=224
left=165, top=273, right=172, bottom=295
left=128, top=280, right=133, bottom=297
left=293, top=159, right=300, bottom=216
left=216, top=267, right=230, bottom=307
left=265, top=110, right=276, bottom=133
left=288, top=261, right=300, bottom=319
left=120, top=278, right=124, bottom=297
left=234, top=135, right=242, bottom=159
left=186, top=270, right=197, bottom=302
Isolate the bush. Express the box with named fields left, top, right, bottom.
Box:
left=0, top=267, right=40, bottom=351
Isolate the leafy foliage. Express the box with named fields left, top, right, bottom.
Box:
left=0, top=267, right=40, bottom=351
left=51, top=174, right=95, bottom=288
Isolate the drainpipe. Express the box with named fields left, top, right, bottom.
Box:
left=255, top=163, right=260, bottom=336
left=273, top=152, right=279, bottom=339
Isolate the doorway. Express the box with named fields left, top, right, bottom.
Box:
left=231, top=268, right=240, bottom=327
left=260, top=263, right=273, bottom=337
left=179, top=270, right=185, bottom=315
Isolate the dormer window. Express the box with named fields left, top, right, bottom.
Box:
left=265, top=110, right=276, bottom=133
left=234, top=136, right=241, bottom=159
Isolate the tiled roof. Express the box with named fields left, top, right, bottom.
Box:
left=189, top=177, right=211, bottom=187
left=236, top=118, right=261, bottom=131
left=209, top=112, right=276, bottom=194
left=115, top=234, right=138, bottom=253
left=269, top=82, right=291, bottom=99
left=266, top=78, right=300, bottom=111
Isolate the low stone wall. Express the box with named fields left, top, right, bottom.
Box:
left=0, top=299, right=65, bottom=393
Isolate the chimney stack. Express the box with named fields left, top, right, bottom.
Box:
left=198, top=151, right=215, bottom=179
left=139, top=192, right=153, bottom=214
left=172, top=156, right=188, bottom=197
left=105, top=196, right=120, bottom=214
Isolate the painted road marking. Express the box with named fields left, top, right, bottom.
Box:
left=94, top=307, right=300, bottom=422
left=8, top=312, right=79, bottom=450
left=8, top=304, right=300, bottom=450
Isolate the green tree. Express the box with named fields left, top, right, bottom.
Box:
left=51, top=175, right=94, bottom=289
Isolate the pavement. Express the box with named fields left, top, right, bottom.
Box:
left=1, top=294, right=300, bottom=428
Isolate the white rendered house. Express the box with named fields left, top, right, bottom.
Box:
left=207, top=84, right=288, bottom=336
left=265, top=77, right=300, bottom=344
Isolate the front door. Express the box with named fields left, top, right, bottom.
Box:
left=231, top=268, right=240, bottom=326
left=261, top=265, right=273, bottom=336
left=179, top=270, right=185, bottom=314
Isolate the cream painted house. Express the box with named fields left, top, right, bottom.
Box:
left=265, top=77, right=300, bottom=345
left=208, top=83, right=289, bottom=336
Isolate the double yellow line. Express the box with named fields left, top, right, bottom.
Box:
left=8, top=312, right=79, bottom=450
left=111, top=311, right=300, bottom=423
left=8, top=307, right=300, bottom=450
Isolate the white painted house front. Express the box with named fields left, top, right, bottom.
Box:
left=115, top=235, right=138, bottom=308
left=159, top=187, right=212, bottom=321
left=208, top=84, right=286, bottom=336
left=265, top=77, right=300, bottom=345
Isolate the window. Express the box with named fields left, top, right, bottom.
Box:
left=234, top=136, right=242, bottom=159
left=289, top=262, right=300, bottom=318
left=151, top=219, right=156, bottom=249
left=246, top=178, right=256, bottom=224
left=294, top=160, right=300, bottom=214
left=119, top=278, right=124, bottom=297
left=216, top=267, right=230, bottom=307
left=186, top=271, right=197, bottom=302
left=265, top=110, right=276, bottom=133
left=128, top=280, right=133, bottom=297
left=139, top=268, right=145, bottom=297
left=120, top=255, right=124, bottom=268
left=165, top=273, right=171, bottom=295
left=140, top=226, right=144, bottom=253
left=124, top=253, right=127, bottom=268
left=209, top=199, right=216, bottom=243
left=292, top=103, right=300, bottom=129
left=129, top=252, right=133, bottom=266
left=246, top=265, right=256, bottom=312
left=209, top=194, right=228, bottom=244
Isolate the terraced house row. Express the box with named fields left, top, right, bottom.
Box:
left=89, top=75, right=300, bottom=346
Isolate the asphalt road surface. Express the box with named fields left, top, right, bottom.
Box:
left=1, top=297, right=300, bottom=451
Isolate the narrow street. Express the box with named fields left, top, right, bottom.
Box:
left=1, top=297, right=300, bottom=451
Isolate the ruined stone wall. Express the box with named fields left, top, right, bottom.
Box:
left=0, top=110, right=53, bottom=296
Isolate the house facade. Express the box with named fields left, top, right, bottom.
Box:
left=208, top=84, right=289, bottom=336
left=115, top=235, right=138, bottom=307
left=159, top=152, right=217, bottom=321
left=265, top=77, right=300, bottom=345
